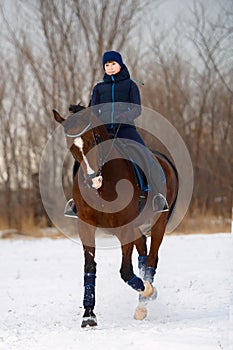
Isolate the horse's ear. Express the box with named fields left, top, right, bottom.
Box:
left=53, top=109, right=65, bottom=124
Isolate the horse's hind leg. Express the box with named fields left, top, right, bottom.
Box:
left=78, top=220, right=97, bottom=328
left=134, top=229, right=147, bottom=278
left=136, top=214, right=167, bottom=308
left=133, top=229, right=151, bottom=320
left=146, top=214, right=168, bottom=282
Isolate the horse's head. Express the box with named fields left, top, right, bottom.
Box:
left=53, top=105, right=103, bottom=190
left=53, top=103, right=89, bottom=135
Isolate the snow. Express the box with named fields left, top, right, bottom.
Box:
left=0, top=233, right=232, bottom=350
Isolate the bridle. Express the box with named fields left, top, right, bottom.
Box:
left=65, top=117, right=104, bottom=182
left=65, top=115, right=121, bottom=184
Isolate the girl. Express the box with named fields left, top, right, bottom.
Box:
left=65, top=51, right=168, bottom=217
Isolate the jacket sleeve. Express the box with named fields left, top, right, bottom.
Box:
left=91, top=84, right=100, bottom=117
left=116, top=80, right=141, bottom=122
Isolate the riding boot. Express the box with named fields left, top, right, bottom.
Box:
left=64, top=161, right=80, bottom=218
left=148, top=158, right=169, bottom=213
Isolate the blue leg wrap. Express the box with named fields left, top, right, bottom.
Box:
left=138, top=256, right=147, bottom=278
left=127, top=274, right=145, bottom=292
left=144, top=267, right=156, bottom=283
left=83, top=273, right=96, bottom=309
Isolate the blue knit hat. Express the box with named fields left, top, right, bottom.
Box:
left=102, top=51, right=124, bottom=68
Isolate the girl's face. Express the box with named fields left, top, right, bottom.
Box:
left=104, top=61, right=121, bottom=75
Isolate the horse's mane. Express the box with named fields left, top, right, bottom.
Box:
left=69, top=103, right=86, bottom=114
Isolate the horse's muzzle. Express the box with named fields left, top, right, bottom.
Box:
left=85, top=175, right=103, bottom=190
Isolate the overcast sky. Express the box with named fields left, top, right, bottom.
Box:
left=1, top=0, right=228, bottom=27
left=0, top=0, right=231, bottom=65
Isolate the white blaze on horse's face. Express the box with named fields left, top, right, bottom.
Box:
left=73, top=136, right=103, bottom=190
left=74, top=137, right=94, bottom=174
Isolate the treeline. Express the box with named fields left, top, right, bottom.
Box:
left=0, top=0, right=232, bottom=230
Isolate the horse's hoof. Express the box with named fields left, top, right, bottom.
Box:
left=140, top=281, right=154, bottom=298
left=139, top=286, right=158, bottom=301
left=81, top=315, right=97, bottom=328
left=81, top=308, right=97, bottom=328
left=134, top=306, right=147, bottom=320
left=81, top=317, right=97, bottom=328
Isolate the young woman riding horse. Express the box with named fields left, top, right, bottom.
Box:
left=65, top=51, right=168, bottom=218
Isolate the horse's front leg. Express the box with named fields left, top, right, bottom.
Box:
left=78, top=220, right=97, bottom=328
left=116, top=229, right=145, bottom=293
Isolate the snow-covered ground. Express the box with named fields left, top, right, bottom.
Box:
left=0, top=233, right=232, bottom=350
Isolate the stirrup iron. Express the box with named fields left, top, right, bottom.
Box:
left=64, top=198, right=78, bottom=218
left=152, top=193, right=169, bottom=213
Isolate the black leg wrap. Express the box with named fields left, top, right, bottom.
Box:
left=138, top=255, right=147, bottom=278
left=144, top=267, right=156, bottom=283
left=127, top=274, right=145, bottom=292
left=83, top=262, right=96, bottom=309
left=83, top=272, right=96, bottom=309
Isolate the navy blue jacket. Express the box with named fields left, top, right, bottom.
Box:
left=91, top=65, right=141, bottom=126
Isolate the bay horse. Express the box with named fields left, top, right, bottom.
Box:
left=52, top=104, right=179, bottom=327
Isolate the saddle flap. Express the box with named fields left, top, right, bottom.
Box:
left=114, top=139, right=150, bottom=192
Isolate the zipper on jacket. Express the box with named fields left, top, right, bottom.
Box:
left=111, top=75, right=115, bottom=127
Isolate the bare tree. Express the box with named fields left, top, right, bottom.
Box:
left=185, top=1, right=233, bottom=214
left=0, top=0, right=152, bottom=229
left=140, top=0, right=232, bottom=219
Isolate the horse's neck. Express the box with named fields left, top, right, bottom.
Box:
left=90, top=115, right=109, bottom=141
